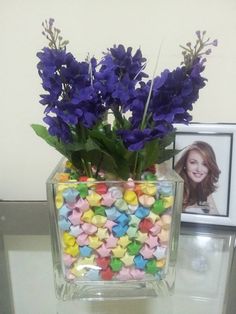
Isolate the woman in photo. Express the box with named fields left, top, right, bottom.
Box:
left=175, top=141, right=221, bottom=215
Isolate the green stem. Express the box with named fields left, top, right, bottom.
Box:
left=133, top=152, right=139, bottom=179
left=77, top=124, right=93, bottom=178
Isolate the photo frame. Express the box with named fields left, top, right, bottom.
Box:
left=173, top=123, right=236, bottom=226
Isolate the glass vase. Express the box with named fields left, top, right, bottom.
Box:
left=47, top=158, right=183, bottom=300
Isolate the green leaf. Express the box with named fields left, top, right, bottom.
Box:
left=141, top=132, right=178, bottom=170
left=31, top=124, right=70, bottom=158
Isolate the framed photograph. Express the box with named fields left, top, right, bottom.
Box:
left=173, top=123, right=236, bottom=226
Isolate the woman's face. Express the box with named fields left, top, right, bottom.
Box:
left=186, top=149, right=208, bottom=183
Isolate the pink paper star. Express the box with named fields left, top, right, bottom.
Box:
left=81, top=223, right=97, bottom=235
left=105, top=234, right=118, bottom=248
left=116, top=267, right=132, bottom=280
left=76, top=233, right=89, bottom=246
left=63, top=254, right=76, bottom=267
left=101, top=192, right=116, bottom=207
left=130, top=268, right=145, bottom=279
left=149, top=222, right=162, bottom=235
left=68, top=210, right=82, bottom=225
left=74, top=198, right=90, bottom=212
left=140, top=244, right=154, bottom=259
left=104, top=220, right=117, bottom=232
left=96, top=244, right=111, bottom=257
left=145, top=235, right=159, bottom=249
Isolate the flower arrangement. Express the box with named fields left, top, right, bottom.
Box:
left=32, top=19, right=217, bottom=180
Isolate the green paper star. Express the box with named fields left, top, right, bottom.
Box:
left=76, top=183, right=88, bottom=198
left=127, top=241, right=142, bottom=255
left=146, top=259, right=158, bottom=274
left=151, top=199, right=165, bottom=215
left=110, top=258, right=123, bottom=272
left=94, top=206, right=106, bottom=216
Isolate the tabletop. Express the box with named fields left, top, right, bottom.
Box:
left=0, top=201, right=236, bottom=314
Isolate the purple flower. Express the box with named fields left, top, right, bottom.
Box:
left=95, top=44, right=147, bottom=112
left=43, top=115, right=72, bottom=142
left=118, top=124, right=173, bottom=151
left=37, top=47, right=105, bottom=142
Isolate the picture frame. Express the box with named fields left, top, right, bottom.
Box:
left=173, top=123, right=236, bottom=226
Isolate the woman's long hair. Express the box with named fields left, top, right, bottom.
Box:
left=175, top=141, right=221, bottom=209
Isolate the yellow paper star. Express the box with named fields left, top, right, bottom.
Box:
left=81, top=209, right=94, bottom=223
left=64, top=243, right=79, bottom=257
left=112, top=245, right=126, bottom=258
left=55, top=192, right=64, bottom=209
left=156, top=258, right=166, bottom=268
left=123, top=190, right=138, bottom=205
left=96, top=227, right=109, bottom=240
left=118, top=235, right=131, bottom=247
left=162, top=196, right=174, bottom=208
left=91, top=215, right=107, bottom=227
left=86, top=192, right=102, bottom=206
left=139, top=183, right=157, bottom=196
left=57, top=182, right=77, bottom=192
left=88, top=235, right=102, bottom=249
left=121, top=253, right=134, bottom=266
left=136, top=231, right=148, bottom=243
left=63, top=232, right=76, bottom=246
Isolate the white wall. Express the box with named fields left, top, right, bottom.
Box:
left=1, top=0, right=236, bottom=200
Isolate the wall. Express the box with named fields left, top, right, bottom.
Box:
left=1, top=0, right=236, bottom=200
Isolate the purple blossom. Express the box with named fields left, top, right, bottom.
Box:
left=37, top=47, right=105, bottom=141
left=43, top=115, right=72, bottom=142
left=118, top=124, right=173, bottom=151
left=95, top=44, right=147, bottom=112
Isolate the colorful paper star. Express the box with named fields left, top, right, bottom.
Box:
left=81, top=223, right=97, bottom=235
left=63, top=188, right=79, bottom=203
left=112, top=245, right=126, bottom=258
left=101, top=192, right=116, bottom=207
left=145, top=235, right=159, bottom=249
left=74, top=198, right=90, bottom=212
left=96, top=244, right=111, bottom=258
left=126, top=225, right=138, bottom=238
left=58, top=217, right=71, bottom=231
left=120, top=253, right=134, bottom=267
left=104, top=220, right=117, bottom=232
left=153, top=245, right=167, bottom=260
left=59, top=204, right=71, bottom=217
left=116, top=267, right=132, bottom=280
left=96, top=227, right=109, bottom=240
left=130, top=268, right=145, bottom=279
left=68, top=210, right=82, bottom=225
left=69, top=225, right=83, bottom=237
left=76, top=233, right=89, bottom=246
left=79, top=245, right=93, bottom=257
left=63, top=232, right=76, bottom=246
left=129, top=214, right=141, bottom=227
left=105, top=234, right=118, bottom=248
left=63, top=254, right=76, bottom=267
left=136, top=231, right=148, bottom=243
left=88, top=235, right=102, bottom=249
left=140, top=244, right=154, bottom=259
left=86, top=191, right=102, bottom=207
left=134, top=254, right=147, bottom=270
left=118, top=235, right=131, bottom=247
left=91, top=215, right=107, bottom=227
left=81, top=209, right=95, bottom=223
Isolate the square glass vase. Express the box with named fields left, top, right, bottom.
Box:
left=47, top=158, right=183, bottom=301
